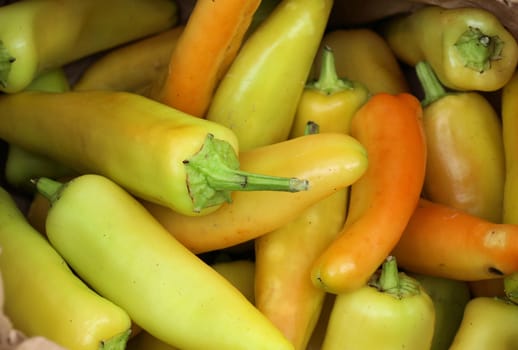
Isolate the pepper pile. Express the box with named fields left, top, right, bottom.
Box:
left=1, top=1, right=518, bottom=350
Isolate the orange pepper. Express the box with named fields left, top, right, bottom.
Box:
left=311, top=93, right=427, bottom=294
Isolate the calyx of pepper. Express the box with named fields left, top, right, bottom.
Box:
left=454, top=26, right=504, bottom=73
left=369, top=256, right=421, bottom=299
left=0, top=40, right=15, bottom=88
left=504, top=272, right=518, bottom=305
left=183, top=134, right=309, bottom=213
left=306, top=45, right=355, bottom=94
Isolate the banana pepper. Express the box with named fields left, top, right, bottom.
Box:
left=0, top=90, right=308, bottom=216
left=0, top=185, right=132, bottom=350
left=35, top=174, right=295, bottom=350
left=206, top=0, right=333, bottom=151
left=449, top=297, right=518, bottom=349
left=0, top=0, right=178, bottom=93
left=321, top=257, right=435, bottom=350
left=383, top=5, right=518, bottom=91
left=416, top=60, right=505, bottom=222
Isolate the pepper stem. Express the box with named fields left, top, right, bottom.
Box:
left=504, top=272, right=518, bottom=305
left=415, top=61, right=448, bottom=107
left=99, top=329, right=131, bottom=350
left=184, top=134, right=309, bottom=212
left=306, top=46, right=354, bottom=94
left=0, top=40, right=15, bottom=88
left=454, top=26, right=504, bottom=73
left=32, top=177, right=66, bottom=205
left=371, top=256, right=421, bottom=299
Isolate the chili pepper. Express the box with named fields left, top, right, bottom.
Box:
left=0, top=90, right=308, bottom=216
left=206, top=0, right=333, bottom=151
left=321, top=256, right=435, bottom=350
left=156, top=0, right=260, bottom=117
left=449, top=297, right=518, bottom=349
left=409, top=273, right=471, bottom=350
left=0, top=185, right=132, bottom=350
left=311, top=92, right=426, bottom=294
left=415, top=60, right=505, bottom=223
left=142, top=131, right=368, bottom=253
left=35, top=174, right=294, bottom=350
left=382, top=5, right=518, bottom=91
left=315, top=28, right=409, bottom=94
left=502, top=69, right=518, bottom=224
left=289, top=46, right=370, bottom=137
left=392, top=198, right=518, bottom=280
left=74, top=26, right=184, bottom=95
left=4, top=68, right=75, bottom=194
left=0, top=0, right=178, bottom=93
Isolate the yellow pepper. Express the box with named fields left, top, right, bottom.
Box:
left=382, top=6, right=518, bottom=91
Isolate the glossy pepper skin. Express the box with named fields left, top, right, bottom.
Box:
left=0, top=90, right=308, bottom=216
left=314, top=28, right=409, bottom=94
left=0, top=0, right=178, bottom=93
left=416, top=61, right=505, bottom=222
left=0, top=185, right=132, bottom=350
left=449, top=297, right=518, bottom=349
left=382, top=6, right=518, bottom=91
left=206, top=0, right=333, bottom=151
left=142, top=132, right=368, bottom=253
left=289, top=46, right=370, bottom=137
left=321, top=257, right=435, bottom=350
left=36, top=174, right=295, bottom=350
left=409, top=273, right=471, bottom=350
left=311, top=93, right=427, bottom=294
left=502, top=69, right=518, bottom=224
left=4, top=68, right=75, bottom=193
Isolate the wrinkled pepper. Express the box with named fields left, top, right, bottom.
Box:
left=0, top=185, right=132, bottom=350
left=35, top=174, right=295, bottom=350
left=0, top=90, right=308, bottom=216
left=416, top=60, right=505, bottom=222
left=321, top=257, right=435, bottom=350
left=289, top=46, right=370, bottom=137
left=314, top=28, right=409, bottom=94
left=4, top=68, right=75, bottom=193
left=449, top=297, right=518, bottom=349
left=382, top=5, right=518, bottom=91
left=206, top=0, right=333, bottom=151
left=392, top=198, right=518, bottom=280
left=311, top=92, right=427, bottom=294
left=502, top=69, right=518, bottom=224
left=409, top=273, right=471, bottom=350
left=142, top=132, right=368, bottom=253
left=74, top=26, right=184, bottom=95
left=0, top=0, right=178, bottom=93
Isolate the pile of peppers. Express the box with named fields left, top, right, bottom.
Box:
left=1, top=1, right=518, bottom=350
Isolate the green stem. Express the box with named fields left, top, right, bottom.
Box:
left=306, top=46, right=354, bottom=94
left=373, top=256, right=421, bottom=299
left=33, top=177, right=66, bottom=205
left=504, top=272, right=518, bottom=305
left=0, top=40, right=15, bottom=88
left=304, top=121, right=320, bottom=135
left=454, top=26, right=504, bottom=73
left=415, top=61, right=447, bottom=107
left=99, top=329, right=132, bottom=350
left=184, top=134, right=309, bottom=212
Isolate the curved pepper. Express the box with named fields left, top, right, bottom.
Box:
left=74, top=26, right=184, bottom=95
left=0, top=185, right=132, bottom=350
left=311, top=92, right=427, bottom=294
left=0, top=0, right=178, bottom=93
left=321, top=257, right=435, bottom=350
left=449, top=297, right=518, bottom=349
left=206, top=0, right=333, bottom=150
left=416, top=61, right=505, bottom=222
left=315, top=28, right=409, bottom=94
left=0, top=90, right=308, bottom=216
left=382, top=5, right=518, bottom=91
left=36, top=174, right=295, bottom=350
left=142, top=132, right=368, bottom=253
left=4, top=68, right=75, bottom=193
left=392, top=198, right=518, bottom=280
